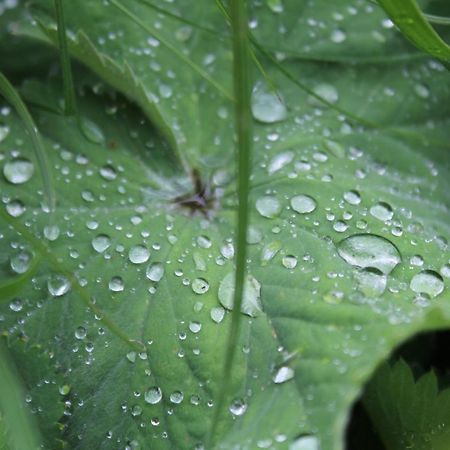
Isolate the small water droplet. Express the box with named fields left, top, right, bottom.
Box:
left=251, top=82, right=287, bottom=123
left=128, top=245, right=150, bottom=264
left=289, top=435, right=320, bottom=450
left=192, top=278, right=209, bottom=294
left=99, top=164, right=117, bottom=181
left=256, top=196, right=282, bottom=218
left=43, top=224, right=60, bottom=241
left=92, top=234, right=111, bottom=253
left=440, top=264, right=450, bottom=278
left=268, top=151, right=294, bottom=175
left=170, top=391, right=184, bottom=404
left=109, top=276, right=124, bottom=292
left=261, top=240, right=282, bottom=265
left=370, top=202, right=393, bottom=221
left=210, top=306, right=225, bottom=323
left=355, top=268, right=387, bottom=297
left=273, top=366, right=294, bottom=384
left=145, top=386, right=162, bottom=404
left=48, top=274, right=71, bottom=297
left=6, top=200, right=25, bottom=217
left=197, top=235, right=212, bottom=248
left=282, top=255, right=298, bottom=269
left=10, top=251, right=32, bottom=274
left=410, top=270, right=444, bottom=298
left=343, top=190, right=361, bottom=205
left=189, top=321, right=202, bottom=333
left=80, top=118, right=105, bottom=144
left=311, top=83, right=339, bottom=105
left=229, top=398, right=247, bottom=416
left=291, top=195, right=317, bottom=214
left=414, top=83, right=430, bottom=99
left=0, top=125, right=10, bottom=142
left=3, top=158, right=34, bottom=184
left=337, top=234, right=401, bottom=274
left=75, top=326, right=87, bottom=340
left=146, top=262, right=164, bottom=282
left=247, top=226, right=263, bottom=244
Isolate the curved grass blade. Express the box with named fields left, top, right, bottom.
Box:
left=0, top=72, right=56, bottom=212
left=377, top=0, right=450, bottom=69
left=424, top=14, right=450, bottom=26
left=0, top=341, right=41, bottom=450
left=53, top=0, right=77, bottom=116
left=210, top=0, right=252, bottom=442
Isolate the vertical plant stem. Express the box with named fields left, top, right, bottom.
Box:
left=210, top=0, right=252, bottom=442
left=54, top=0, right=77, bottom=116
left=0, top=72, right=56, bottom=212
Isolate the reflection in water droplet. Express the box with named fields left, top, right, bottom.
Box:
left=10, top=251, right=32, bottom=274
left=251, top=82, right=287, bottom=123
left=145, top=386, right=162, bottom=404
left=289, top=435, right=320, bottom=450
left=410, top=270, right=444, bottom=298
left=256, top=196, right=282, bottom=218
left=229, top=398, right=247, bottom=416
left=218, top=272, right=262, bottom=317
left=291, top=195, right=316, bottom=214
left=92, top=234, right=111, bottom=253
left=370, top=202, right=393, bottom=221
left=273, top=366, right=294, bottom=384
left=355, top=268, right=387, bottom=297
left=146, top=262, right=164, bottom=282
left=192, top=278, right=209, bottom=294
left=337, top=234, right=401, bottom=274
left=128, top=245, right=150, bottom=264
left=48, top=274, right=71, bottom=297
left=3, top=158, right=34, bottom=184
left=109, top=276, right=124, bottom=292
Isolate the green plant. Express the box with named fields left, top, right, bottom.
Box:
left=0, top=0, right=450, bottom=449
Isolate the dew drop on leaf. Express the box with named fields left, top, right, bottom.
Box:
left=0, top=125, right=9, bottom=142
left=170, top=391, right=184, bottom=404
left=145, top=386, right=162, bottom=404
left=370, top=201, right=394, bottom=221
left=256, top=195, right=282, bottom=218
left=290, top=195, right=317, bottom=214
left=6, top=200, right=25, bottom=217
left=282, top=255, right=298, bottom=269
left=273, top=366, right=294, bottom=384
left=75, top=326, right=87, bottom=340
left=10, top=250, right=32, bottom=274
left=410, top=270, right=444, bottom=298
left=210, top=306, right=225, bottom=323
left=47, top=274, right=71, bottom=297
left=218, top=272, right=262, bottom=317
left=268, top=151, right=294, bottom=175
left=3, top=158, right=34, bottom=184
left=109, top=276, right=124, bottom=292
left=99, top=164, right=117, bottom=181
left=343, top=190, right=361, bottom=205
left=355, top=268, right=387, bottom=297
left=191, top=278, right=209, bottom=294
left=229, top=398, right=247, bottom=416
left=43, top=224, right=60, bottom=241
left=80, top=118, right=105, bottom=144
left=311, top=83, right=339, bottom=104
left=146, top=262, right=164, bottom=282
left=9, top=298, right=23, bottom=312
left=337, top=234, right=401, bottom=274
left=92, top=234, right=111, bottom=253
left=247, top=226, right=263, bottom=244
left=261, top=240, right=282, bottom=265
left=128, top=245, right=150, bottom=264
left=189, top=321, right=202, bottom=333
left=251, top=82, right=287, bottom=123
left=289, top=435, right=320, bottom=450
left=197, top=235, right=212, bottom=248
left=440, top=264, right=450, bottom=278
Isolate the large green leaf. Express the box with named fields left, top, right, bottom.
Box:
left=1, top=1, right=450, bottom=449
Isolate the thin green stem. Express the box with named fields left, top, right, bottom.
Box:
left=0, top=72, right=56, bottom=212
left=54, top=0, right=77, bottom=116
left=424, top=13, right=450, bottom=26
left=210, top=0, right=252, bottom=443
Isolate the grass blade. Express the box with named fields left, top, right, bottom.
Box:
left=210, top=0, right=252, bottom=442
left=0, top=72, right=56, bottom=212
left=0, top=341, right=41, bottom=450
left=377, top=0, right=450, bottom=69
left=53, top=0, right=77, bottom=116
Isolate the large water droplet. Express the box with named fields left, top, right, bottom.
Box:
left=192, top=278, right=210, bottom=294
left=3, top=158, right=34, bottom=184
left=48, top=274, right=71, bottom=297
left=370, top=202, right=393, bottom=221
left=290, top=195, right=317, bottom=214
left=92, top=234, right=111, bottom=253
left=251, top=83, right=287, bottom=123
left=337, top=234, right=401, bottom=274
left=128, top=245, right=150, bottom=264
left=146, top=262, right=164, bottom=282
left=256, top=196, right=282, bottom=218
left=410, top=270, right=444, bottom=298
left=218, top=272, right=262, bottom=317
left=145, top=386, right=162, bottom=404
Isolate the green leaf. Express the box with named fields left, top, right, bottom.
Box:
left=363, top=360, right=450, bottom=449
left=1, top=1, right=450, bottom=450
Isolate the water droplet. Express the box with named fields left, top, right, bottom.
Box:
left=220, top=242, right=235, bottom=259
left=291, top=195, right=317, bottom=214
left=192, top=278, right=209, bottom=294
left=256, top=196, right=282, bottom=218
left=251, top=83, right=287, bottom=123
left=229, top=398, right=247, bottom=416
left=289, top=435, right=320, bottom=450
left=282, top=255, right=298, bottom=269
left=311, top=83, right=339, bottom=105
left=126, top=351, right=136, bottom=363
left=146, top=262, right=164, bottom=282
left=333, top=220, right=348, bottom=233
left=268, top=151, right=294, bottom=175
left=128, top=245, right=150, bottom=264
left=43, top=224, right=60, bottom=241
left=109, top=276, right=124, bottom=292
left=189, top=321, right=202, bottom=333
left=197, top=235, right=212, bottom=248
left=0, top=125, right=9, bottom=142
left=343, top=190, right=361, bottom=205
left=59, top=385, right=71, bottom=396
left=145, top=386, right=162, bottom=404
left=6, top=200, right=25, bottom=217
left=337, top=234, right=401, bottom=274
left=370, top=202, right=393, bottom=221
left=80, top=118, right=105, bottom=144
left=410, top=270, right=444, bottom=298
left=3, top=158, right=34, bottom=184
left=355, top=268, right=387, bottom=297
left=170, top=391, right=184, bottom=404
left=414, top=83, right=430, bottom=99
left=48, top=274, right=71, bottom=297
left=261, top=240, right=282, bottom=265
left=10, top=251, right=32, bottom=274
left=210, top=306, right=225, bottom=323
left=75, top=326, right=87, bottom=340
left=273, top=366, right=294, bottom=384
left=440, top=264, right=450, bottom=278
left=218, top=272, right=262, bottom=317
left=330, top=28, right=347, bottom=43
left=9, top=298, right=23, bottom=312
left=92, top=234, right=111, bottom=253
left=247, top=226, right=263, bottom=244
